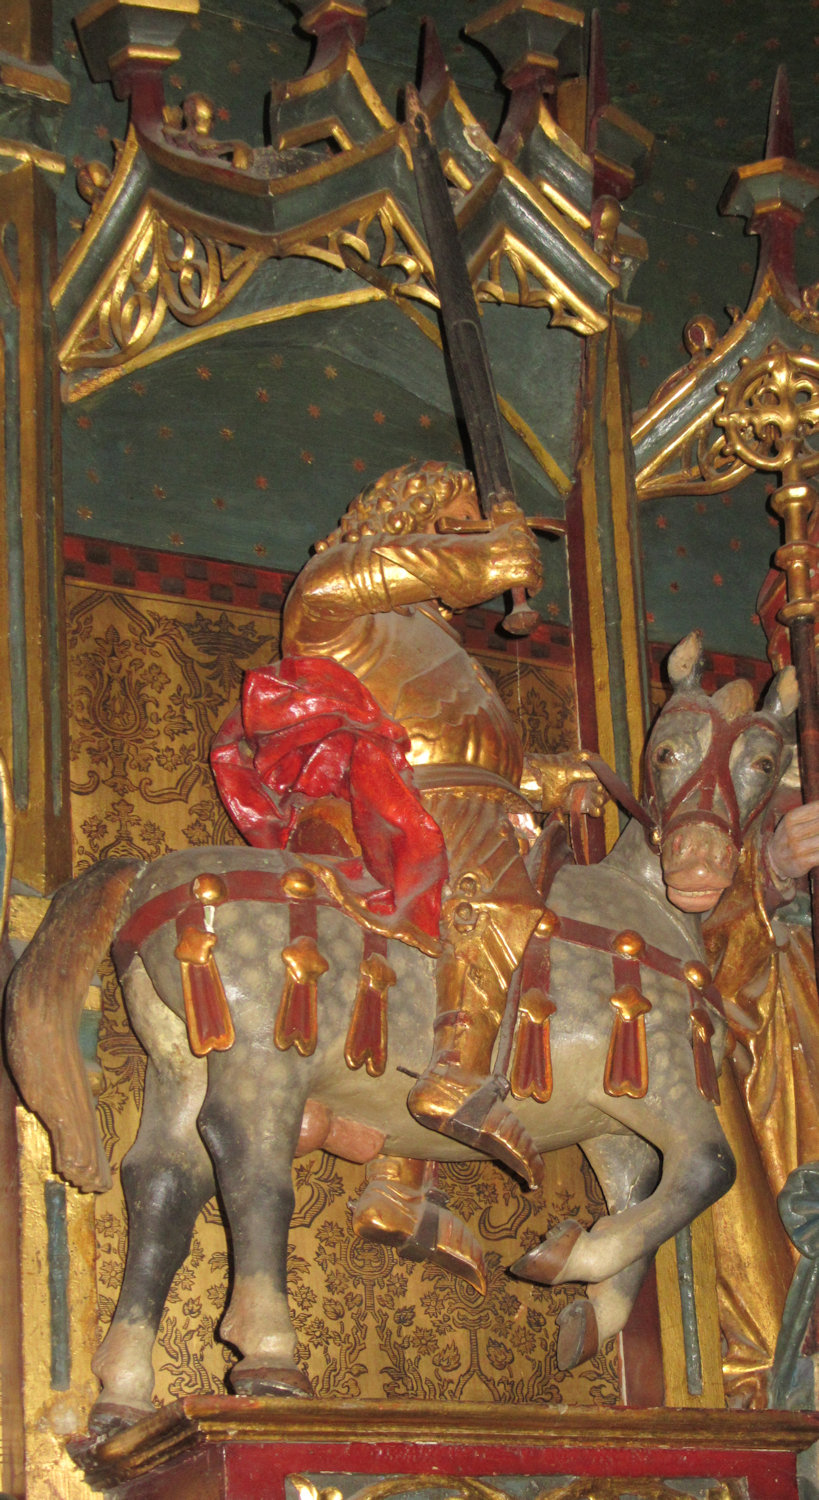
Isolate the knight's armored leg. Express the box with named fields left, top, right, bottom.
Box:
left=407, top=947, right=544, bottom=1190
left=407, top=789, right=545, bottom=1189
left=351, top=1155, right=486, bottom=1291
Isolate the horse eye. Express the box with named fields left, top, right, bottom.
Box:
left=654, top=744, right=676, bottom=767
left=753, top=755, right=775, bottom=776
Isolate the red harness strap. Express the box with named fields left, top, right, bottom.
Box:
left=512, top=910, right=724, bottom=1104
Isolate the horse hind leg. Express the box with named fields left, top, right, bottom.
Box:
left=196, top=1039, right=311, bottom=1398
left=90, top=962, right=212, bottom=1435
left=526, top=1136, right=661, bottom=1371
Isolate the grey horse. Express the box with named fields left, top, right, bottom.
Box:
left=5, top=634, right=797, bottom=1430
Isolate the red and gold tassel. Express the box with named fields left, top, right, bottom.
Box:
left=175, top=874, right=234, bottom=1057
left=510, top=989, right=557, bottom=1102
left=690, top=1006, right=720, bottom=1103
left=604, top=985, right=651, bottom=1099
left=275, top=934, right=328, bottom=1056
left=345, top=949, right=396, bottom=1077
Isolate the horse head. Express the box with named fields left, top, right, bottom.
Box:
left=644, top=631, right=798, bottom=913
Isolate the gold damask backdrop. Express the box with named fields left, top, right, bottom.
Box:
left=65, top=578, right=618, bottom=1407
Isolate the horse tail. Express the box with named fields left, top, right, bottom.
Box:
left=5, top=857, right=141, bottom=1192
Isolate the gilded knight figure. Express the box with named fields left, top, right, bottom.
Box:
left=212, top=458, right=600, bottom=1273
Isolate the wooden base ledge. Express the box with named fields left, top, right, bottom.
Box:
left=73, top=1396, right=819, bottom=1492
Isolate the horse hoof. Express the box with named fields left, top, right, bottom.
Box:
left=87, top=1399, right=155, bottom=1438
left=556, top=1298, right=599, bottom=1370
left=510, top=1218, right=584, bottom=1285
left=230, top=1359, right=314, bottom=1398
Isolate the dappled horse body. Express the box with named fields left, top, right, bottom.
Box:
left=4, top=635, right=797, bottom=1430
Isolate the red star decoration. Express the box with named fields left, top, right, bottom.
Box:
left=196, top=366, right=212, bottom=381
left=220, top=427, right=235, bottom=440
left=86, top=468, right=100, bottom=484
left=712, top=573, right=724, bottom=586
left=159, top=425, right=173, bottom=439
left=656, top=515, right=668, bottom=529
left=373, top=410, right=385, bottom=424
left=255, top=475, right=269, bottom=490
left=308, top=404, right=321, bottom=419
left=419, top=414, right=432, bottom=428
left=169, top=533, right=184, bottom=547
left=212, top=497, right=226, bottom=510
left=301, top=451, right=314, bottom=465
left=352, top=458, right=366, bottom=472
left=76, top=415, right=92, bottom=429
left=256, top=388, right=269, bottom=403
left=153, top=485, right=166, bottom=499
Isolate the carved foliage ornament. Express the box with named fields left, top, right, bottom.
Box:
left=60, top=205, right=266, bottom=372
left=715, top=343, right=819, bottom=473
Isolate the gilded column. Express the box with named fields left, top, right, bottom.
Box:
left=0, top=0, right=71, bottom=894
left=0, top=7, right=74, bottom=1497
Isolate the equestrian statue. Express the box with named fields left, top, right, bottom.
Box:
left=6, top=460, right=817, bottom=1434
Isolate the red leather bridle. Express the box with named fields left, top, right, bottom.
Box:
left=643, top=696, right=785, bottom=854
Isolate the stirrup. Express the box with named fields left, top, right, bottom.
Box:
left=410, top=1073, right=544, bottom=1191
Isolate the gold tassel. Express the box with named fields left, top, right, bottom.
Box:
left=275, top=934, right=328, bottom=1056
left=603, top=985, right=651, bottom=1099
left=510, top=989, right=556, bottom=1102
left=345, top=952, right=396, bottom=1077
left=174, top=925, right=235, bottom=1057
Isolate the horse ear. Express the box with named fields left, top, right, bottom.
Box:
left=668, top=631, right=704, bottom=693
left=762, top=664, right=799, bottom=726
left=711, top=679, right=755, bottom=720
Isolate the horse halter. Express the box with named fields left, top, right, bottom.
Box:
left=643, top=696, right=785, bottom=854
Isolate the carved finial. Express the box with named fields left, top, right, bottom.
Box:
left=586, top=8, right=652, bottom=202
left=586, top=7, right=609, bottom=149
left=418, top=15, right=449, bottom=108
left=765, top=64, right=795, bottom=162
left=719, top=68, right=819, bottom=305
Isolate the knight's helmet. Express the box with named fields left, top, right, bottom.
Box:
left=315, top=459, right=478, bottom=551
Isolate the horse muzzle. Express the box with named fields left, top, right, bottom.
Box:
left=660, top=820, right=739, bottom=913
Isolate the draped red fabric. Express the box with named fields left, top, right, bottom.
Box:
left=210, top=656, right=447, bottom=938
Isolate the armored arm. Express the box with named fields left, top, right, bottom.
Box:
left=289, top=524, right=541, bottom=628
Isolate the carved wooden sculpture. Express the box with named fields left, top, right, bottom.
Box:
left=5, top=626, right=800, bottom=1435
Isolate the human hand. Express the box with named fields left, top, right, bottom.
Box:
left=522, top=753, right=608, bottom=817
left=486, top=521, right=543, bottom=595
left=766, top=801, right=819, bottom=881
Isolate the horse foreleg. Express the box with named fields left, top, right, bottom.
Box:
left=518, top=1095, right=734, bottom=1288
left=531, top=1135, right=660, bottom=1371
left=197, top=1044, right=311, bottom=1398
left=90, top=962, right=211, bottom=1434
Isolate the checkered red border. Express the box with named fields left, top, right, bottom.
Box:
left=63, top=535, right=772, bottom=688
left=63, top=535, right=293, bottom=615
left=62, top=535, right=574, bottom=663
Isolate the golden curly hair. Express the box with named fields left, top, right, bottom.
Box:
left=315, top=459, right=478, bottom=551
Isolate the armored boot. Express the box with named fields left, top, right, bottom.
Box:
left=407, top=956, right=544, bottom=1191
left=351, top=1155, right=486, bottom=1291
